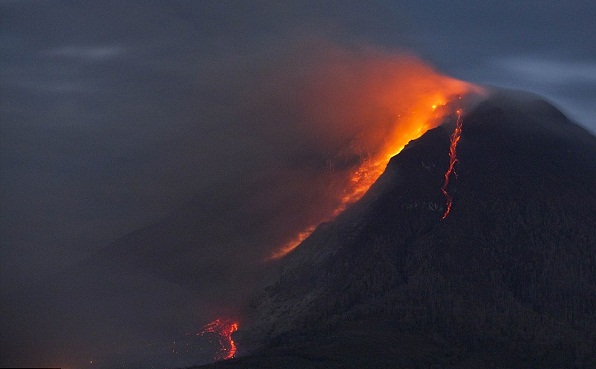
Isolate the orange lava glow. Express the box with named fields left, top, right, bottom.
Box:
left=268, top=225, right=316, bottom=260
left=200, top=318, right=239, bottom=361
left=268, top=54, right=482, bottom=259
left=441, top=109, right=464, bottom=220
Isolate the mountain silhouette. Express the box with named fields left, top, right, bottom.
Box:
left=199, top=91, right=596, bottom=369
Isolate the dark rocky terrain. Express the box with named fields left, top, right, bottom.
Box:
left=198, top=92, right=596, bottom=369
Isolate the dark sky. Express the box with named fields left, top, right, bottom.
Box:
left=1, top=0, right=595, bottom=366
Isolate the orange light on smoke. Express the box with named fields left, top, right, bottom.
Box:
left=267, top=54, right=483, bottom=259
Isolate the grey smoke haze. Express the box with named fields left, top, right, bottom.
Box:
left=1, top=0, right=415, bottom=290
left=1, top=0, right=595, bottom=367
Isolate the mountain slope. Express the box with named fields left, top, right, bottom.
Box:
left=200, top=92, right=596, bottom=368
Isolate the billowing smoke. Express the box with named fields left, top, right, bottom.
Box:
left=254, top=43, right=479, bottom=258
left=2, top=42, right=480, bottom=369
left=0, top=3, right=484, bottom=369
left=132, top=42, right=480, bottom=294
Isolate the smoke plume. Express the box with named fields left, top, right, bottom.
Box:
left=0, top=3, right=485, bottom=368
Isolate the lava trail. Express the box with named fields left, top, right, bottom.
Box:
left=201, top=318, right=239, bottom=361
left=441, top=109, right=463, bottom=220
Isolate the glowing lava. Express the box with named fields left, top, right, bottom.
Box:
left=267, top=53, right=484, bottom=259
left=441, top=109, right=463, bottom=220
left=200, top=318, right=239, bottom=361
left=268, top=102, right=450, bottom=260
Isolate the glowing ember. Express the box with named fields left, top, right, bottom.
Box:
left=200, top=318, right=239, bottom=361
left=441, top=109, right=464, bottom=220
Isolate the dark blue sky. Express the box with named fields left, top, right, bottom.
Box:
left=1, top=1, right=595, bottom=367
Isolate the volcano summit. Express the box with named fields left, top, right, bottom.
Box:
left=199, top=91, right=596, bottom=369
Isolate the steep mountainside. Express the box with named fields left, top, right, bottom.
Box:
left=199, top=92, right=596, bottom=369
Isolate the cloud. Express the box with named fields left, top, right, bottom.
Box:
left=46, top=45, right=125, bottom=61
left=494, top=57, right=596, bottom=85
left=478, top=56, right=596, bottom=131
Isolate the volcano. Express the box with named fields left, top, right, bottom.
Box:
left=3, top=90, right=595, bottom=369
left=198, top=91, right=596, bottom=369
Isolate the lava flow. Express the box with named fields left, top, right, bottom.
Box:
left=267, top=100, right=457, bottom=260
left=441, top=109, right=463, bottom=220
left=266, top=53, right=484, bottom=259
left=200, top=318, right=239, bottom=361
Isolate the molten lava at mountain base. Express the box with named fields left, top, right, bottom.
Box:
left=441, top=110, right=463, bottom=219
left=200, top=318, right=239, bottom=361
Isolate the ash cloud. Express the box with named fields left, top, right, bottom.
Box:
left=0, top=0, right=410, bottom=290
left=0, top=2, right=426, bottom=367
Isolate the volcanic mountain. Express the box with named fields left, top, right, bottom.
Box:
left=2, top=90, right=595, bottom=369
left=198, top=91, right=596, bottom=369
